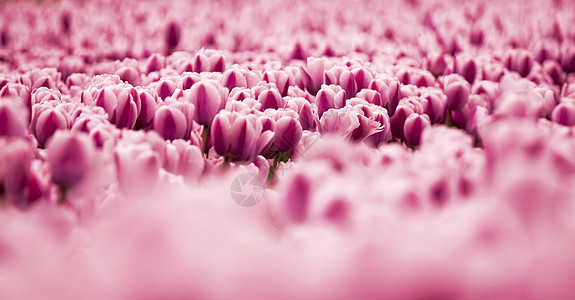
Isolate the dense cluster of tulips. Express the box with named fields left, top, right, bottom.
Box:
left=1, top=0, right=575, bottom=299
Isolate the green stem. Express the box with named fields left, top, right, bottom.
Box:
left=222, top=156, right=230, bottom=170
left=267, top=151, right=291, bottom=185
left=444, top=111, right=453, bottom=127
left=202, top=125, right=209, bottom=158
left=267, top=155, right=280, bottom=186
left=58, top=186, right=67, bottom=205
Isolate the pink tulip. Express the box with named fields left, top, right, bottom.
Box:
left=47, top=131, right=96, bottom=188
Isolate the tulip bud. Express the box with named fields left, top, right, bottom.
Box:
left=0, top=137, right=34, bottom=200
left=258, top=88, right=283, bottom=110
left=114, top=143, right=160, bottom=198
left=351, top=68, right=374, bottom=92
left=561, top=41, right=575, bottom=73
left=420, top=91, right=447, bottom=124
left=113, top=89, right=139, bottom=129
left=185, top=81, right=226, bottom=126
left=551, top=102, right=575, bottom=126
left=273, top=117, right=303, bottom=152
left=403, top=113, right=431, bottom=147
left=543, top=60, right=565, bottom=87
left=0, top=99, right=28, bottom=137
left=285, top=97, right=318, bottom=131
left=283, top=173, right=311, bottom=223
left=33, top=106, right=69, bottom=147
left=443, top=74, right=470, bottom=111
left=263, top=70, right=291, bottom=97
left=153, top=104, right=189, bottom=140
left=356, top=89, right=383, bottom=107
left=390, top=98, right=422, bottom=140
left=339, top=70, right=358, bottom=98
left=47, top=131, right=95, bottom=188
left=1, top=83, right=31, bottom=111
left=319, top=107, right=361, bottom=139
left=135, top=88, right=159, bottom=129
left=359, top=104, right=391, bottom=147
left=163, top=140, right=204, bottom=182
left=145, top=53, right=164, bottom=75
left=386, top=79, right=401, bottom=116
left=115, top=66, right=141, bottom=86
left=453, top=53, right=478, bottom=84
left=193, top=53, right=210, bottom=73
left=165, top=22, right=181, bottom=55
left=221, top=69, right=247, bottom=91
left=315, top=84, right=346, bottom=117
left=323, top=65, right=343, bottom=85
left=299, top=57, right=326, bottom=95
left=155, top=79, right=177, bottom=100
left=211, top=111, right=273, bottom=163
left=426, top=52, right=447, bottom=77
left=481, top=63, right=506, bottom=82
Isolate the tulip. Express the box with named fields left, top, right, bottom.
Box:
left=355, top=89, right=383, bottom=107
left=339, top=70, right=358, bottom=98
left=153, top=105, right=189, bottom=141
left=192, top=52, right=210, bottom=73
left=115, top=66, right=141, bottom=86
left=560, top=41, right=575, bottom=73
left=481, top=63, right=506, bottom=82
left=154, top=79, right=177, bottom=100
left=403, top=113, right=431, bottom=147
left=263, top=70, right=291, bottom=97
left=47, top=131, right=95, bottom=189
left=319, top=107, right=361, bottom=139
left=94, top=86, right=140, bottom=129
left=207, top=52, right=226, bottom=73
left=0, top=99, right=28, bottom=137
left=221, top=69, right=247, bottom=91
left=323, top=65, right=344, bottom=85
left=185, top=81, right=226, bottom=126
left=114, top=143, right=161, bottom=198
left=19, top=69, right=57, bottom=91
left=453, top=53, right=478, bottom=84
left=284, top=97, right=318, bottom=131
left=363, top=105, right=391, bottom=147
left=1, top=83, right=31, bottom=111
left=144, top=53, right=164, bottom=75
left=211, top=111, right=273, bottom=163
left=351, top=68, right=374, bottom=92
left=504, top=50, right=534, bottom=77
left=273, top=117, right=303, bottom=153
left=165, top=22, right=181, bottom=55
left=551, top=102, right=575, bottom=126
left=299, top=57, right=326, bottom=95
left=162, top=140, right=204, bottom=183
left=315, top=84, right=346, bottom=117
left=0, top=137, right=34, bottom=201
left=543, top=60, right=565, bottom=87
left=134, top=88, right=159, bottom=129
left=426, top=52, right=447, bottom=77
left=32, top=105, right=69, bottom=147
left=443, top=74, right=470, bottom=111
left=258, top=88, right=283, bottom=110
left=390, top=97, right=423, bottom=140
left=420, top=90, right=447, bottom=124
left=386, top=79, right=401, bottom=116
left=283, top=173, right=311, bottom=223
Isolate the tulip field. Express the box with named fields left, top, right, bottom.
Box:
left=1, top=0, right=575, bottom=298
